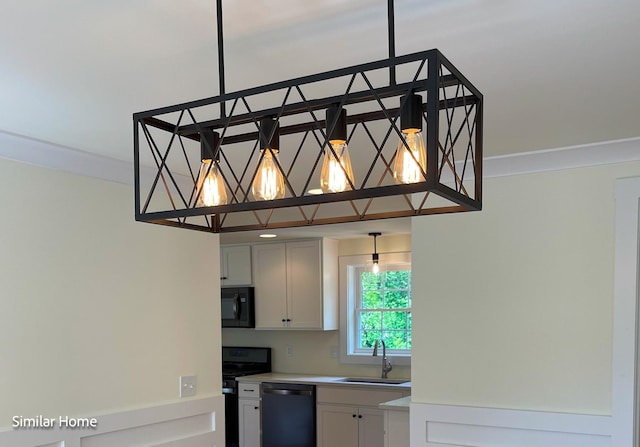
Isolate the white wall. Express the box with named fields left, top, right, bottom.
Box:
left=222, top=234, right=412, bottom=378
left=411, top=160, right=640, bottom=415
left=0, top=158, right=221, bottom=430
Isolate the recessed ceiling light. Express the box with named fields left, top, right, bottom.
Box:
left=260, top=234, right=277, bottom=238
left=307, top=189, right=323, bottom=195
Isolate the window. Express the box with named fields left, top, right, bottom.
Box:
left=355, top=267, right=412, bottom=353
left=339, top=252, right=412, bottom=365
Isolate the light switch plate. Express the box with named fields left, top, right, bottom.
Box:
left=180, top=375, right=196, bottom=398
left=285, top=344, right=293, bottom=357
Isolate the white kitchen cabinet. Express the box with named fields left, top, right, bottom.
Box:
left=317, top=405, right=359, bottom=447
left=359, top=407, right=385, bottom=447
left=238, top=398, right=260, bottom=447
left=384, top=408, right=410, bottom=447
left=220, top=244, right=252, bottom=286
left=317, top=386, right=403, bottom=447
left=238, top=382, right=260, bottom=447
left=252, top=239, right=338, bottom=330
left=317, top=404, right=384, bottom=447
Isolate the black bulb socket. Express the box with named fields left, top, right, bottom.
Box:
left=326, top=104, right=347, bottom=143
left=200, top=129, right=221, bottom=161
left=400, top=93, right=423, bottom=132
left=259, top=117, right=280, bottom=151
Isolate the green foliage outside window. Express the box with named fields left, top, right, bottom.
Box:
left=358, top=269, right=412, bottom=351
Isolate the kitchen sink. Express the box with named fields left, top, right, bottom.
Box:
left=338, top=377, right=409, bottom=385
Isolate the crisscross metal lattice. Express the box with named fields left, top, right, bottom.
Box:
left=133, top=49, right=482, bottom=234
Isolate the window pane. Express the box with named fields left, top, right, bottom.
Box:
left=383, top=311, right=407, bottom=330
left=360, top=330, right=381, bottom=348
left=362, top=291, right=382, bottom=309
left=384, top=270, right=410, bottom=289
left=361, top=271, right=382, bottom=291
left=382, top=331, right=407, bottom=350
left=384, top=291, right=409, bottom=309
left=359, top=311, right=382, bottom=330
left=407, top=311, right=412, bottom=330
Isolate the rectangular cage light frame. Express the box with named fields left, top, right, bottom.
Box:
left=133, top=48, right=483, bottom=234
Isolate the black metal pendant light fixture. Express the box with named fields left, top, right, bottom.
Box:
left=369, top=232, right=382, bottom=274
left=133, top=0, right=483, bottom=234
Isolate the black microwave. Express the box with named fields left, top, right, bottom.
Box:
left=221, top=287, right=255, bottom=328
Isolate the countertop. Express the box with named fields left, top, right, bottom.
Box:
left=378, top=395, right=411, bottom=411
left=235, top=372, right=412, bottom=389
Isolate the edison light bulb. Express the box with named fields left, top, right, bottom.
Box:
left=394, top=129, right=426, bottom=184
left=372, top=260, right=380, bottom=274
left=251, top=149, right=285, bottom=201
left=196, top=159, right=227, bottom=207
left=320, top=141, right=354, bottom=193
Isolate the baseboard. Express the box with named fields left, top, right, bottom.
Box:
left=410, top=402, right=612, bottom=447
left=0, top=395, right=224, bottom=447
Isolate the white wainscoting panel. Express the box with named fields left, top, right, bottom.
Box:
left=410, top=402, right=612, bottom=447
left=0, top=396, right=224, bottom=447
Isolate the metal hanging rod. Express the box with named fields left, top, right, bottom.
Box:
left=213, top=0, right=399, bottom=108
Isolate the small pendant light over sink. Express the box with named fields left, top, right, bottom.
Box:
left=369, top=232, right=382, bottom=274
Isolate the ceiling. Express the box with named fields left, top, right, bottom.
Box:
left=1, top=0, right=639, bottom=242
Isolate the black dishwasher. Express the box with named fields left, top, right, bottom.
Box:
left=261, top=382, right=316, bottom=447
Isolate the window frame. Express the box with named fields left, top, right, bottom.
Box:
left=339, top=252, right=412, bottom=366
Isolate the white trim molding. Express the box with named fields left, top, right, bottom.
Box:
left=0, top=130, right=134, bottom=185
left=410, top=402, right=612, bottom=447
left=612, top=176, right=640, bottom=446
left=1, top=130, right=640, bottom=185
left=483, top=137, right=640, bottom=178
left=409, top=174, right=640, bottom=447
left=0, top=395, right=225, bottom=447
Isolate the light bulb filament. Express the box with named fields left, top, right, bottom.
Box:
left=321, top=141, right=354, bottom=193
left=252, top=149, right=285, bottom=201
left=197, top=160, right=227, bottom=207
left=394, top=130, right=426, bottom=184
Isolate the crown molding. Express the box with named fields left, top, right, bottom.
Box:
left=1, top=130, right=639, bottom=185
left=0, top=130, right=134, bottom=185
left=483, top=137, right=640, bottom=178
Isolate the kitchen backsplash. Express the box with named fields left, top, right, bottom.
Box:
left=222, top=328, right=411, bottom=378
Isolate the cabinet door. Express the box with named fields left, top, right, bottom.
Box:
left=286, top=240, right=323, bottom=329
left=238, top=399, right=260, bottom=447
left=221, top=245, right=252, bottom=286
left=317, top=404, right=358, bottom=447
left=384, top=410, right=410, bottom=447
left=358, top=407, right=385, bottom=447
left=252, top=243, right=287, bottom=329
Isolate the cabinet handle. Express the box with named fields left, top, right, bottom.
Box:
left=254, top=406, right=259, bottom=410
left=281, top=318, right=286, bottom=322
left=352, top=414, right=356, bottom=418
left=243, top=389, right=255, bottom=393
left=220, top=276, right=228, bottom=280
left=358, top=415, right=363, bottom=419
left=286, top=318, right=291, bottom=322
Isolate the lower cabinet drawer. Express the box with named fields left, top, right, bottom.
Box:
left=238, top=382, right=260, bottom=398
left=317, top=386, right=404, bottom=406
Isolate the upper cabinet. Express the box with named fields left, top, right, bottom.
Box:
left=252, top=239, right=338, bottom=330
left=220, top=245, right=252, bottom=286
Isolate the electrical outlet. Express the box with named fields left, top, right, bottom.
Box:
left=180, top=375, right=196, bottom=398
left=330, top=346, right=338, bottom=358
left=285, top=344, right=293, bottom=357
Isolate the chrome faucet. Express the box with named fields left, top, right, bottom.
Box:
left=372, top=339, right=393, bottom=379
